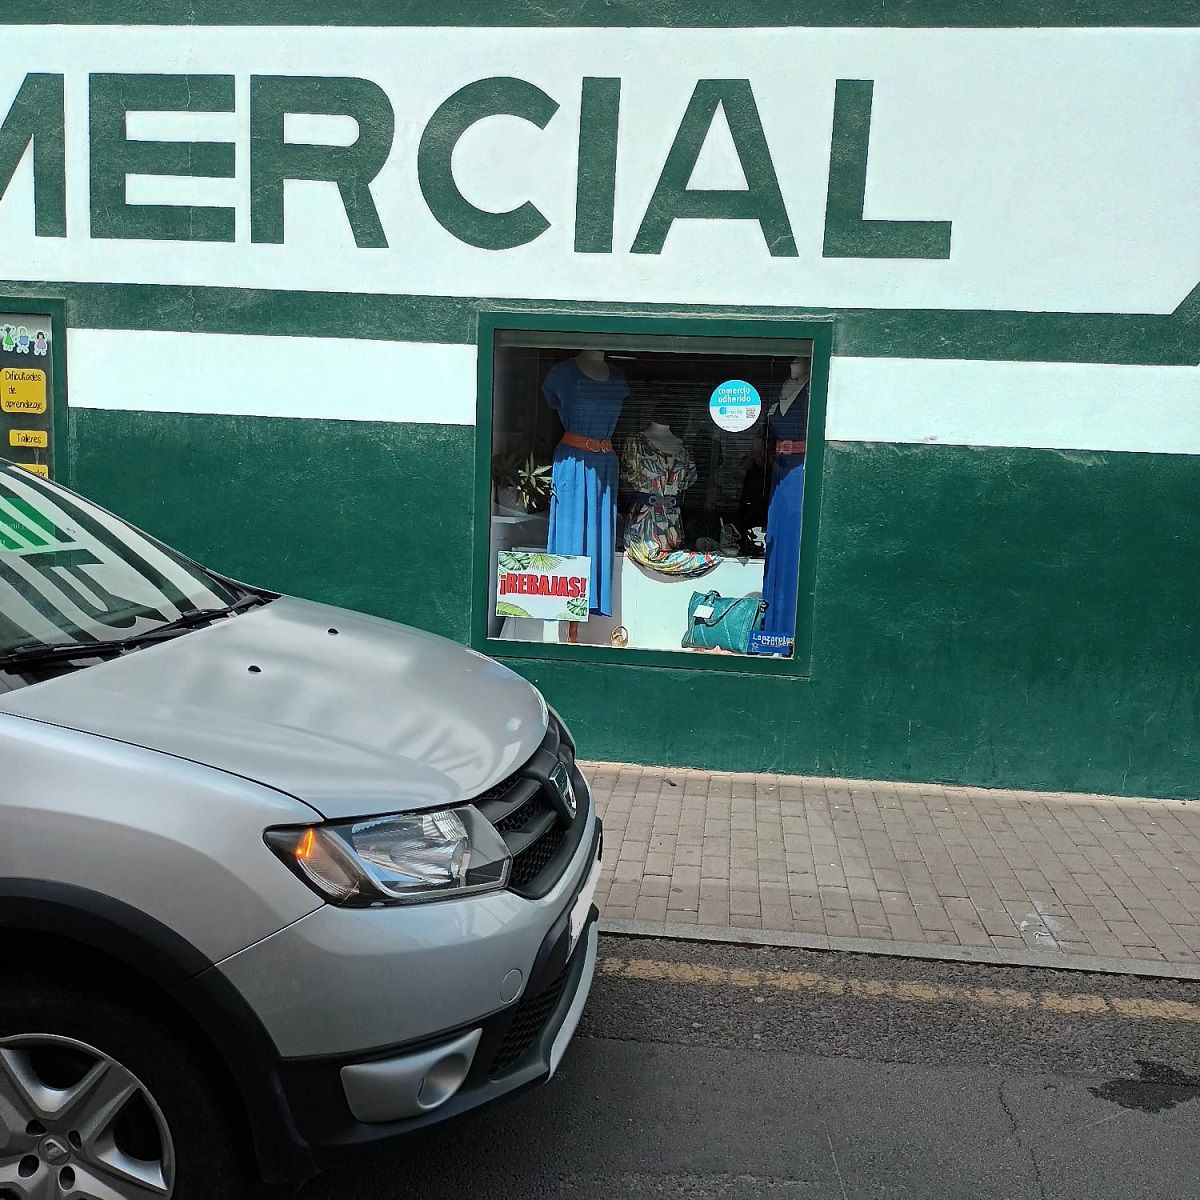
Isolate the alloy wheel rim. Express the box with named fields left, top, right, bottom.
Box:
left=0, top=1033, right=175, bottom=1199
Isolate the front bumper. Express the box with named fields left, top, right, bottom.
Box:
left=207, top=725, right=599, bottom=1177
left=276, top=829, right=601, bottom=1157
left=218, top=753, right=597, bottom=1059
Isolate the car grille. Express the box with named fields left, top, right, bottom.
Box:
left=510, top=829, right=565, bottom=887
left=488, top=960, right=572, bottom=1078
left=472, top=716, right=585, bottom=899
left=475, top=771, right=522, bottom=803
left=492, top=795, right=541, bottom=835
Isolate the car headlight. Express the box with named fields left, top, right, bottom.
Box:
left=265, top=806, right=511, bottom=906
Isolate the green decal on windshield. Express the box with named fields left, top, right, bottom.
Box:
left=15, top=547, right=164, bottom=629
left=0, top=491, right=70, bottom=550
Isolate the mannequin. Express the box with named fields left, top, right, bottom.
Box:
left=642, top=417, right=685, bottom=458
left=575, top=348, right=610, bottom=380
left=761, top=354, right=812, bottom=644
left=773, top=356, right=812, bottom=418
left=542, top=349, right=629, bottom=637
left=620, top=406, right=721, bottom=580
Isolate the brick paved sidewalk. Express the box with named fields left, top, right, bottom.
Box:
left=584, top=763, right=1200, bottom=977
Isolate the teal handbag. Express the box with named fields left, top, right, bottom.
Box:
left=681, top=590, right=768, bottom=654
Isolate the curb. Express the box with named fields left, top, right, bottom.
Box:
left=598, top=916, right=1200, bottom=982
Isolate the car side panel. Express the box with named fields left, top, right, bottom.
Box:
left=0, top=712, right=323, bottom=964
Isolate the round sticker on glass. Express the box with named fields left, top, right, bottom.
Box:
left=709, top=380, right=761, bottom=433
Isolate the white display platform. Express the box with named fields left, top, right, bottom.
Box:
left=487, top=513, right=550, bottom=639
left=502, top=552, right=765, bottom=652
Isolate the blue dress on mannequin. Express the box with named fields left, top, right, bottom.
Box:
left=543, top=358, right=628, bottom=616
left=762, top=383, right=809, bottom=641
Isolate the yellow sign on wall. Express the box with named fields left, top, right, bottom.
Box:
left=9, top=429, right=47, bottom=448
left=16, top=463, right=49, bottom=478
left=1, top=368, right=47, bottom=414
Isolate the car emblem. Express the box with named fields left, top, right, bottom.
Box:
left=40, top=1135, right=71, bottom=1166
left=549, top=762, right=577, bottom=817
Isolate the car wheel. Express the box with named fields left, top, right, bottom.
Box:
left=0, top=978, right=259, bottom=1199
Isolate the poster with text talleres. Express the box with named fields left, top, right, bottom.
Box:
left=496, top=551, right=592, bottom=622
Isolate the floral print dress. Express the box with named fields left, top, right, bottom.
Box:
left=620, top=433, right=721, bottom=578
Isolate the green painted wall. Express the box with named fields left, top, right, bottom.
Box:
left=69, top=410, right=476, bottom=642
left=69, top=409, right=1200, bottom=799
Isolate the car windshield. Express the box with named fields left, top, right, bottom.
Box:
left=0, top=464, right=238, bottom=658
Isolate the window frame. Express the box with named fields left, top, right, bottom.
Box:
left=0, top=294, right=69, bottom=485
left=472, top=310, right=832, bottom=677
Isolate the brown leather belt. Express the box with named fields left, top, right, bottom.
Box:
left=776, top=439, right=806, bottom=455
left=560, top=432, right=614, bottom=454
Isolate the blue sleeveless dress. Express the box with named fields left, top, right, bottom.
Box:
left=542, top=359, right=628, bottom=616
left=762, top=384, right=809, bottom=640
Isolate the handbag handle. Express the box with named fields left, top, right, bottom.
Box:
left=693, top=596, right=764, bottom=628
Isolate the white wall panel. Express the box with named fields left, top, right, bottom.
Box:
left=1, top=26, right=1196, bottom=314
left=826, top=357, right=1200, bottom=454
left=67, top=330, right=478, bottom=424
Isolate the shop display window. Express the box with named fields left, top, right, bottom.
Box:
left=481, top=323, right=823, bottom=665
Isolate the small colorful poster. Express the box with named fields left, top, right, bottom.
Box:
left=0, top=313, right=54, bottom=478
left=496, top=550, right=592, bottom=622
left=1, top=367, right=47, bottom=414
left=8, top=429, right=47, bottom=449
left=709, top=379, right=761, bottom=432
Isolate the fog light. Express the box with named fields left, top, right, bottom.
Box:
left=417, top=1052, right=472, bottom=1110
left=341, top=1028, right=482, bottom=1123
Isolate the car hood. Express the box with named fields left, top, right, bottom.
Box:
left=0, top=597, right=548, bottom=819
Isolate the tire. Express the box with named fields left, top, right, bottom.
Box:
left=0, top=973, right=262, bottom=1199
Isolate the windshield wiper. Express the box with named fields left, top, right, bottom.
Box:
left=0, top=592, right=272, bottom=672
left=120, top=591, right=270, bottom=646
left=0, top=638, right=131, bottom=669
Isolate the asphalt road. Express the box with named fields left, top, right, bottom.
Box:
left=304, top=936, right=1200, bottom=1199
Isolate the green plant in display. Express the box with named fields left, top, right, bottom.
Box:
left=492, top=451, right=553, bottom=512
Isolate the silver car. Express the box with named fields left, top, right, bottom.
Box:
left=0, top=463, right=602, bottom=1198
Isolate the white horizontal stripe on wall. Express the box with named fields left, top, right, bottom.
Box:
left=68, top=331, right=1200, bottom=453
left=826, top=358, right=1200, bottom=455
left=67, top=330, right=477, bottom=424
